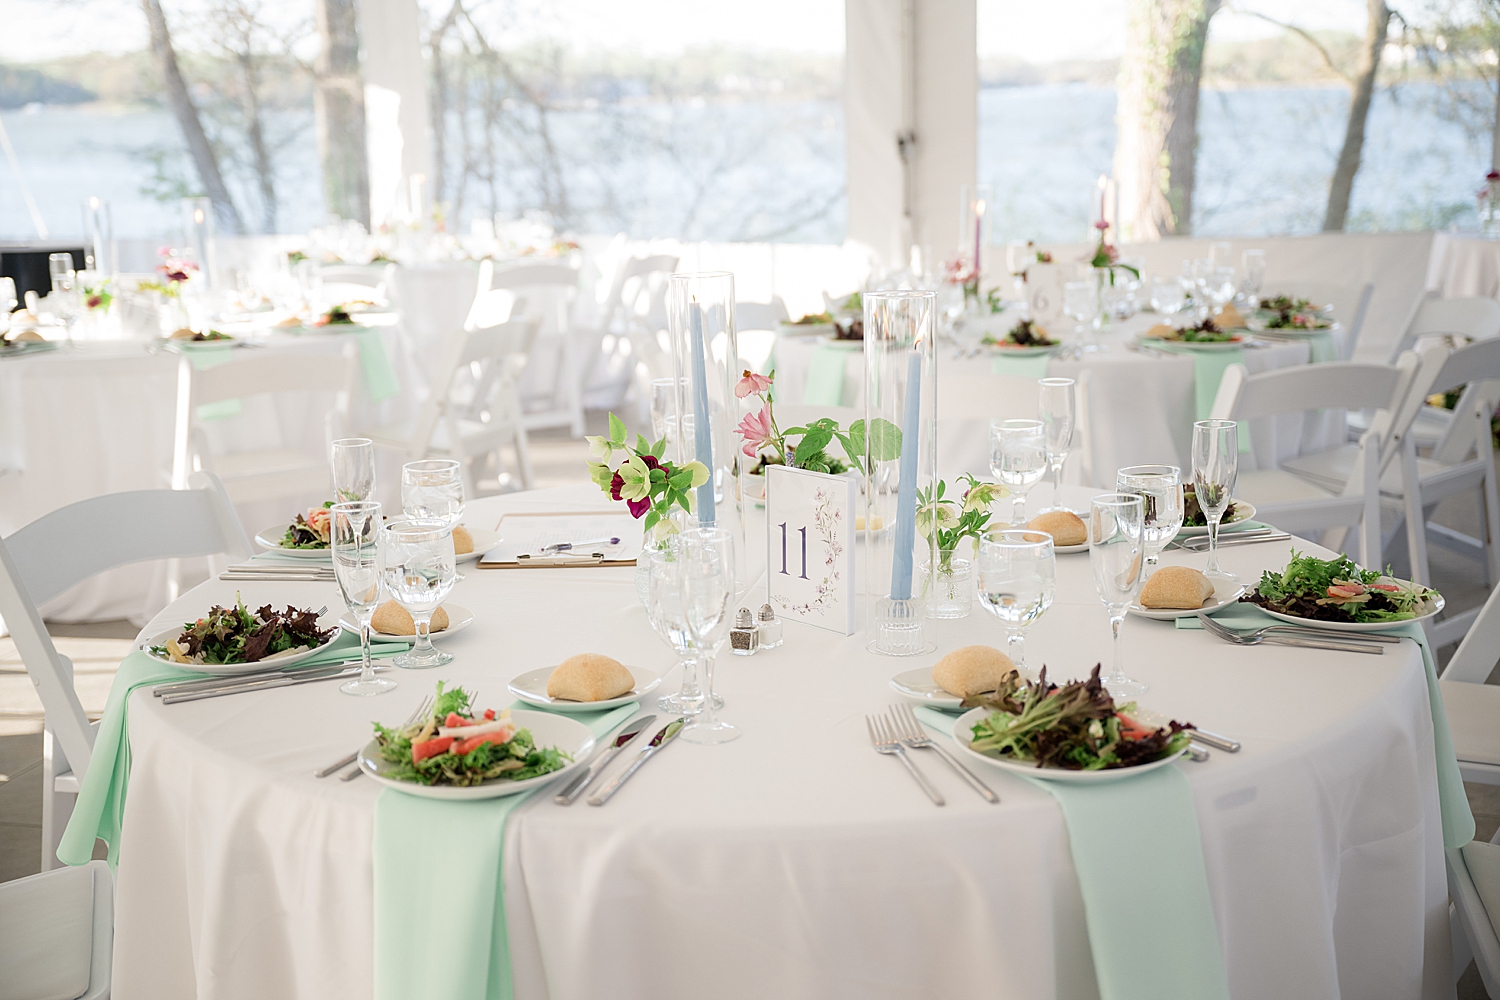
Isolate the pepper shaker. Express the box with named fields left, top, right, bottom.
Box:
left=756, top=604, right=783, bottom=649
left=729, top=607, right=759, bottom=655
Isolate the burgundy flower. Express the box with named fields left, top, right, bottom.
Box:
left=609, top=453, right=661, bottom=519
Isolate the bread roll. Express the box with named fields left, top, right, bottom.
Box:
left=932, top=645, right=1017, bottom=698
left=169, top=327, right=197, bottom=340
left=1215, top=303, right=1245, bottom=328
left=371, top=600, right=450, bottom=635
left=1145, top=323, right=1176, bottom=340
left=451, top=524, right=474, bottom=555
left=1138, top=566, right=1215, bottom=609
left=1026, top=510, right=1086, bottom=547
left=547, top=653, right=635, bottom=702
left=7, top=329, right=45, bottom=343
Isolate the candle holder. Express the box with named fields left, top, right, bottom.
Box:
left=863, top=290, right=937, bottom=656
left=181, top=196, right=215, bottom=289
left=664, top=271, right=751, bottom=593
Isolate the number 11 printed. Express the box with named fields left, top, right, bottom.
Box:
left=778, top=522, right=810, bottom=580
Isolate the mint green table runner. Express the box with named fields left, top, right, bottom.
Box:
left=352, top=327, right=401, bottom=401
left=914, top=706, right=1231, bottom=1000
left=374, top=701, right=639, bottom=1000
left=1177, top=604, right=1474, bottom=849
left=803, top=343, right=851, bottom=405
left=58, top=632, right=407, bottom=867
left=186, top=344, right=243, bottom=422
left=1307, top=331, right=1339, bottom=364
left=990, top=353, right=1052, bottom=378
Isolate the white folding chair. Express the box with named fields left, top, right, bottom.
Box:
left=1450, top=839, right=1500, bottom=998
left=315, top=263, right=390, bottom=306
left=590, top=254, right=679, bottom=412
left=365, top=316, right=541, bottom=495
left=736, top=299, right=789, bottom=375
left=1438, top=583, right=1500, bottom=785
left=1210, top=355, right=1419, bottom=568
left=0, top=860, right=113, bottom=999
left=0, top=472, right=251, bottom=869
left=171, top=345, right=358, bottom=504
left=935, top=371, right=1097, bottom=487
left=1386, top=294, right=1500, bottom=364
left=488, top=261, right=586, bottom=437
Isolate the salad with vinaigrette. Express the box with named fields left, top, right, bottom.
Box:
left=151, top=596, right=333, bottom=664
left=965, top=666, right=1194, bottom=771
left=373, top=682, right=572, bottom=787
left=1242, top=551, right=1441, bottom=623
left=281, top=502, right=333, bottom=549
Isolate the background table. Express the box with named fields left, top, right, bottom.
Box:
left=109, top=483, right=1450, bottom=1000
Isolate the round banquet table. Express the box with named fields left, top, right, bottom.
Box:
left=111, top=483, right=1449, bottom=1000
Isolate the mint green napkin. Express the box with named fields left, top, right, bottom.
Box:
left=1171, top=518, right=1270, bottom=543
left=1174, top=603, right=1474, bottom=848
left=1308, top=331, right=1339, bottom=364
left=188, top=344, right=242, bottom=422
left=990, top=353, right=1052, bottom=378
left=803, top=343, right=850, bottom=404
left=1180, top=347, right=1251, bottom=452
left=915, top=706, right=1230, bottom=1000
left=353, top=328, right=401, bottom=401
left=374, top=701, right=640, bottom=1000
left=59, top=631, right=407, bottom=867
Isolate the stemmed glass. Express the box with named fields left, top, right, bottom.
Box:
left=1090, top=493, right=1147, bottom=697
left=645, top=547, right=721, bottom=715
left=1115, top=465, right=1184, bottom=576
left=380, top=518, right=456, bottom=669
left=657, top=528, right=739, bottom=745
left=332, top=438, right=376, bottom=502
left=1193, top=419, right=1240, bottom=582
left=1063, top=280, right=1098, bottom=351
left=1241, top=250, right=1266, bottom=302
left=1150, top=277, right=1184, bottom=316
left=990, top=418, right=1048, bottom=526
left=332, top=502, right=396, bottom=696
left=49, top=253, right=79, bottom=341
left=977, top=529, right=1056, bottom=672
left=1037, top=378, right=1075, bottom=512
left=1210, top=267, right=1237, bottom=315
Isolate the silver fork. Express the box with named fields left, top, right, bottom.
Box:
left=1195, top=613, right=1385, bottom=655
left=866, top=714, right=944, bottom=806
left=1198, top=615, right=1400, bottom=646
left=320, top=693, right=432, bottom=779
left=888, top=703, right=998, bottom=803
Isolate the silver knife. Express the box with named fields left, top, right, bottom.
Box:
left=1179, top=533, right=1291, bottom=551
left=160, top=663, right=379, bottom=703
left=1191, top=729, right=1241, bottom=753
left=1257, top=634, right=1384, bottom=655
left=152, top=658, right=365, bottom=696
left=588, top=717, right=685, bottom=806
left=554, top=714, right=657, bottom=805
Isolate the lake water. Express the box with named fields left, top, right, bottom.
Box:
left=0, top=81, right=1485, bottom=246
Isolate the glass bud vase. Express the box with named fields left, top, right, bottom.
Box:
left=920, top=547, right=973, bottom=619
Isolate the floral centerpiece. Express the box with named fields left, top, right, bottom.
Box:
left=83, top=281, right=112, bottom=313
left=1088, top=220, right=1138, bottom=288
left=586, top=413, right=710, bottom=539
left=913, top=475, right=1008, bottom=618
left=733, top=370, right=901, bottom=477
left=136, top=248, right=199, bottom=298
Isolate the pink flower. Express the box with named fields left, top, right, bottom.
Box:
left=736, top=405, right=774, bottom=459
left=1094, top=219, right=1110, bottom=232
left=735, top=370, right=772, bottom=398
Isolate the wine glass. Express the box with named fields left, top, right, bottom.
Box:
left=1090, top=493, right=1147, bottom=697
left=1193, top=419, right=1240, bottom=582
left=1241, top=249, right=1266, bottom=302
left=380, top=518, right=456, bottom=669
left=1063, top=280, right=1097, bottom=351
left=332, top=438, right=376, bottom=503
left=1150, top=277, right=1183, bottom=315
left=401, top=459, right=463, bottom=523
left=990, top=418, right=1048, bottom=526
left=645, top=547, right=721, bottom=715
left=1209, top=242, right=1234, bottom=271
left=1210, top=267, right=1237, bottom=315
left=661, top=528, right=739, bottom=745
left=1036, top=378, right=1075, bottom=513
left=332, top=502, right=396, bottom=696
left=48, top=253, right=79, bottom=338
left=1115, top=465, right=1184, bottom=576
left=977, top=529, right=1056, bottom=672
left=1190, top=259, right=1214, bottom=320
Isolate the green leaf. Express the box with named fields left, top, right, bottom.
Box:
left=650, top=436, right=666, bottom=458
left=643, top=509, right=660, bottom=533
left=867, top=418, right=903, bottom=462
left=794, top=423, right=835, bottom=463
left=635, top=433, right=652, bottom=455
left=608, top=412, right=627, bottom=444
left=668, top=471, right=692, bottom=489
left=675, top=491, right=693, bottom=513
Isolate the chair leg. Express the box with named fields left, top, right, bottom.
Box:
left=1402, top=436, right=1430, bottom=586
left=40, top=727, right=62, bottom=871
left=514, top=426, right=534, bottom=490
left=1481, top=429, right=1500, bottom=587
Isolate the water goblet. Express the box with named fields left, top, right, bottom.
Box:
left=381, top=518, right=456, bottom=669
left=1037, top=377, right=1075, bottom=512
left=1209, top=242, right=1234, bottom=271
left=990, top=418, right=1048, bottom=526
left=332, top=501, right=396, bottom=696
left=1063, top=280, right=1098, bottom=352
left=1241, top=249, right=1266, bottom=301
left=665, top=528, right=739, bottom=744
left=1090, top=493, right=1147, bottom=697
left=401, top=459, right=463, bottom=523
left=645, top=547, right=721, bottom=715
left=977, top=529, right=1056, bottom=672
left=1193, top=419, right=1240, bottom=582
left=1210, top=267, right=1237, bottom=314
left=1150, top=277, right=1184, bottom=315
left=1115, top=465, right=1184, bottom=575
left=332, top=437, right=376, bottom=503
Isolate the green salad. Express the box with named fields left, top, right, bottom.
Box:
left=983, top=318, right=1057, bottom=348
left=281, top=502, right=333, bottom=549
left=1242, top=551, right=1440, bottom=623
left=1182, top=485, right=1239, bottom=527
left=1156, top=318, right=1239, bottom=343
left=373, top=682, right=573, bottom=787
left=966, top=666, right=1194, bottom=771
left=152, top=596, right=332, bottom=664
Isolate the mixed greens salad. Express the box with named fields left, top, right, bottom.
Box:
left=1242, top=551, right=1440, bottom=623
left=788, top=311, right=833, bottom=326
left=1154, top=318, right=1239, bottom=343
left=983, top=318, right=1057, bottom=348
left=965, top=666, right=1194, bottom=771
left=152, top=596, right=332, bottom=664
left=1182, top=485, right=1239, bottom=527
left=1258, top=295, right=1331, bottom=330
left=281, top=502, right=333, bottom=548
left=373, top=682, right=572, bottom=787
left=314, top=304, right=357, bottom=326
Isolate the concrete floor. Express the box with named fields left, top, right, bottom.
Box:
left=2, top=422, right=1499, bottom=995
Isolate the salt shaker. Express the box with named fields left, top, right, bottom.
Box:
left=729, top=607, right=759, bottom=656
left=756, top=604, right=783, bottom=649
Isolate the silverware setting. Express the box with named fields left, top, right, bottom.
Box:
left=326, top=694, right=432, bottom=781
left=1173, top=531, right=1291, bottom=552
left=219, top=562, right=336, bottom=582
left=588, top=717, right=685, bottom=806
left=1186, top=743, right=1211, bottom=762
left=867, top=713, right=944, bottom=806
left=554, top=713, right=656, bottom=805
left=1190, top=728, right=1242, bottom=753
left=160, top=660, right=385, bottom=704
left=1195, top=612, right=1384, bottom=655
left=888, top=702, right=997, bottom=803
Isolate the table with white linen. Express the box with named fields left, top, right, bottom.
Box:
left=109, top=483, right=1450, bottom=1000
left=0, top=330, right=418, bottom=622
left=1426, top=232, right=1500, bottom=299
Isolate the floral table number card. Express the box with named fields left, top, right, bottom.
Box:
left=765, top=465, right=857, bottom=635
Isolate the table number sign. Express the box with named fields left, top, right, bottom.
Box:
left=764, top=465, right=856, bottom=635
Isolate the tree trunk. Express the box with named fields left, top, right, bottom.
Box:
left=1113, top=0, right=1221, bottom=239
left=141, top=0, right=244, bottom=235
left=314, top=0, right=370, bottom=227
left=238, top=51, right=277, bottom=234
left=1324, top=0, right=1390, bottom=230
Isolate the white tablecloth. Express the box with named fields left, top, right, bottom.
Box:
left=111, top=483, right=1451, bottom=1000
left=1426, top=232, right=1500, bottom=299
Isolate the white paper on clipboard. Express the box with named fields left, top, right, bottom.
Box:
left=477, top=511, right=645, bottom=568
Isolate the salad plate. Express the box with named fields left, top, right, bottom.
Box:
left=1258, top=600, right=1442, bottom=633
left=338, top=603, right=475, bottom=644
left=814, top=336, right=863, bottom=350
left=951, top=702, right=1189, bottom=784
left=455, top=526, right=501, bottom=564
left=508, top=664, right=660, bottom=712
left=139, top=602, right=341, bottom=676
left=1173, top=501, right=1258, bottom=539
left=255, top=524, right=333, bottom=560
left=1150, top=339, right=1245, bottom=353
left=984, top=343, right=1059, bottom=357
left=889, top=667, right=964, bottom=709
left=359, top=707, right=594, bottom=800
left=1128, top=580, right=1246, bottom=620
left=1243, top=551, right=1444, bottom=632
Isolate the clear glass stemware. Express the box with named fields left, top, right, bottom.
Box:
left=977, top=529, right=1056, bottom=672
left=658, top=528, right=739, bottom=744
left=1037, top=377, right=1076, bottom=512
left=646, top=547, right=721, bottom=715
left=401, top=459, right=464, bottom=523
left=332, top=437, right=376, bottom=503
left=380, top=517, right=456, bottom=669
left=990, top=418, right=1049, bottom=526
left=332, top=501, right=396, bottom=696
left=1115, top=464, right=1184, bottom=575
left=1090, top=493, right=1147, bottom=697
left=1063, top=280, right=1098, bottom=352
left=1193, top=419, right=1240, bottom=581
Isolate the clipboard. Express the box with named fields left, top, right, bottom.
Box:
left=477, top=511, right=644, bottom=569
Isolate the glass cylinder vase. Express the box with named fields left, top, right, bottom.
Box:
left=864, top=290, right=938, bottom=655
left=920, top=547, right=972, bottom=619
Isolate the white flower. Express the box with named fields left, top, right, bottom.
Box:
left=585, top=436, right=614, bottom=462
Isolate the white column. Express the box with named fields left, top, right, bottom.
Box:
left=845, top=0, right=977, bottom=270
left=359, top=0, right=432, bottom=230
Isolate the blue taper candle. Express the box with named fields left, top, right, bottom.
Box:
left=689, top=302, right=716, bottom=524
left=890, top=347, right=923, bottom=600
